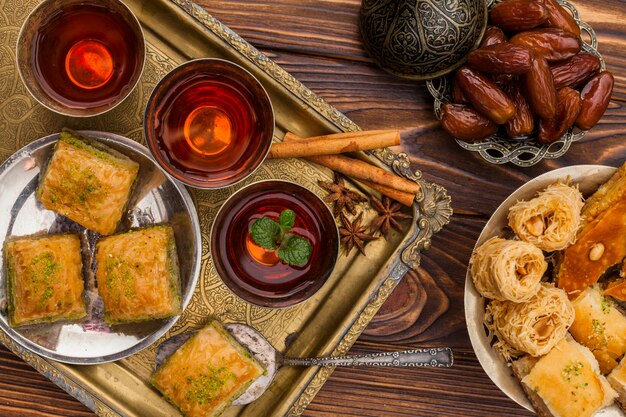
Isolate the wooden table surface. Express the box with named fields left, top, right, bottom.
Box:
left=2, top=0, right=625, bottom=416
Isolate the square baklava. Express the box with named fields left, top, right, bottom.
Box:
left=4, top=234, right=86, bottom=327
left=95, top=225, right=181, bottom=324
left=36, top=129, right=139, bottom=235
left=151, top=321, right=265, bottom=417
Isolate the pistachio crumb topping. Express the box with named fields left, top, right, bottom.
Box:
left=600, top=296, right=611, bottom=314
left=184, top=366, right=236, bottom=405
left=105, top=258, right=136, bottom=300
left=28, top=251, right=59, bottom=307
left=590, top=319, right=609, bottom=347
left=562, top=361, right=584, bottom=382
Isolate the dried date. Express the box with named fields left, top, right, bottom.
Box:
left=440, top=103, right=498, bottom=142
left=455, top=67, right=516, bottom=124
left=542, top=0, right=580, bottom=36
left=451, top=78, right=468, bottom=104
left=480, top=26, right=507, bottom=48
left=511, top=28, right=581, bottom=62
left=551, top=53, right=601, bottom=89
left=467, top=43, right=533, bottom=75
left=524, top=56, right=558, bottom=120
left=505, top=82, right=535, bottom=138
left=490, top=0, right=548, bottom=31
left=538, top=87, right=582, bottom=144
left=575, top=71, right=614, bottom=130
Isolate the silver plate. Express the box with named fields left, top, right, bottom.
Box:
left=465, top=165, right=624, bottom=416
left=0, top=131, right=201, bottom=364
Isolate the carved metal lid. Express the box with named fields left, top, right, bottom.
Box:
left=360, top=0, right=488, bottom=80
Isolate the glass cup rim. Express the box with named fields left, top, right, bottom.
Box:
left=210, top=179, right=340, bottom=308
left=16, top=0, right=146, bottom=118
left=143, top=57, right=275, bottom=190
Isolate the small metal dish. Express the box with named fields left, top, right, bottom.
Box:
left=426, top=0, right=605, bottom=167
left=16, top=0, right=146, bottom=117
left=144, top=58, right=274, bottom=189
left=0, top=131, right=201, bottom=364
left=210, top=180, right=339, bottom=308
left=465, top=165, right=623, bottom=416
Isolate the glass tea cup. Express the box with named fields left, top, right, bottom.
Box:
left=144, top=58, right=274, bottom=189
left=17, top=0, right=146, bottom=117
left=211, top=180, right=339, bottom=308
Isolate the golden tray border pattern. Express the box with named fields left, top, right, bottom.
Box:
left=0, top=0, right=453, bottom=416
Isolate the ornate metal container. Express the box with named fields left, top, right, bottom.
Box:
left=360, top=0, right=487, bottom=80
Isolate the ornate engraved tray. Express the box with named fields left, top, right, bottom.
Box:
left=0, top=0, right=452, bottom=416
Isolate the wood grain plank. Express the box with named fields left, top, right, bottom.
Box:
left=0, top=0, right=624, bottom=416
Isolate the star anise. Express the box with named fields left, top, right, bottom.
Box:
left=318, top=174, right=367, bottom=217
left=369, top=195, right=412, bottom=239
left=339, top=212, right=377, bottom=255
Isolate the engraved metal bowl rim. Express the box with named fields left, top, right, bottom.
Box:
left=0, top=130, right=202, bottom=364
left=426, top=0, right=605, bottom=167
left=16, top=0, right=147, bottom=118
left=143, top=57, right=275, bottom=190
left=209, top=178, right=340, bottom=309
left=464, top=165, right=621, bottom=414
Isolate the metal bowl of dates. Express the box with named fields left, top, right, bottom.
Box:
left=427, top=0, right=607, bottom=167
left=359, top=0, right=488, bottom=80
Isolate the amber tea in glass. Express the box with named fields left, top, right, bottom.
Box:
left=145, top=59, right=274, bottom=189
left=211, top=181, right=339, bottom=308
left=29, top=2, right=142, bottom=111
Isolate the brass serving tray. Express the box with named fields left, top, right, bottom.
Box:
left=0, top=0, right=452, bottom=416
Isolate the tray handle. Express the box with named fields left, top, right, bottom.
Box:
left=370, top=148, right=452, bottom=272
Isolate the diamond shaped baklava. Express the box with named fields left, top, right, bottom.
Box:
left=151, top=321, right=265, bottom=417
left=36, top=129, right=139, bottom=235
left=95, top=225, right=181, bottom=324
left=4, top=234, right=86, bottom=327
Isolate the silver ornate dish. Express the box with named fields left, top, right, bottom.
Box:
left=465, top=165, right=624, bottom=416
left=0, top=131, right=201, bottom=364
left=427, top=0, right=606, bottom=167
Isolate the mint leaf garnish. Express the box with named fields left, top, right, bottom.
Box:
left=249, top=210, right=313, bottom=266
left=278, top=209, right=296, bottom=233
left=250, top=217, right=281, bottom=250
left=278, top=234, right=313, bottom=267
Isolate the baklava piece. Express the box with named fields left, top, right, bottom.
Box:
left=36, top=128, right=139, bottom=235
left=4, top=234, right=86, bottom=327
left=569, top=286, right=626, bottom=374
left=513, top=337, right=617, bottom=417
left=96, top=225, right=181, bottom=324
left=608, top=355, right=626, bottom=411
left=151, top=321, right=264, bottom=417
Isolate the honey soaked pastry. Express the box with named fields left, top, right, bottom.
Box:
left=604, top=277, right=626, bottom=301
left=4, top=234, right=86, bottom=327
left=96, top=225, right=181, bottom=324
left=36, top=129, right=139, bottom=235
left=151, top=321, right=264, bottom=417
left=486, top=284, right=574, bottom=360
left=557, top=165, right=626, bottom=298
left=581, top=163, right=626, bottom=229
left=569, top=286, right=626, bottom=374
left=513, top=337, right=617, bottom=417
left=471, top=237, right=547, bottom=303
left=508, top=182, right=584, bottom=252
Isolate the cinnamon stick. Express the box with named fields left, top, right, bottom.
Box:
left=269, top=130, right=400, bottom=159
left=358, top=179, right=415, bottom=207
left=305, top=154, right=421, bottom=195
left=284, top=131, right=420, bottom=200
